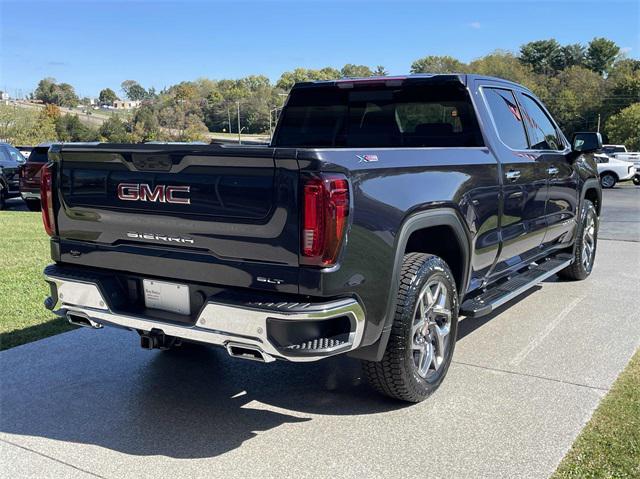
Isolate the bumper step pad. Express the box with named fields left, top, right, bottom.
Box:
left=285, top=337, right=347, bottom=351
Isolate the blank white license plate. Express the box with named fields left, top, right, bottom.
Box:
left=143, top=279, right=190, bottom=315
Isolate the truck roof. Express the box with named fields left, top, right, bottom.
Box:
left=295, top=73, right=531, bottom=93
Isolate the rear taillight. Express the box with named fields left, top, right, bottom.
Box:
left=301, top=174, right=349, bottom=267
left=40, top=163, right=55, bottom=236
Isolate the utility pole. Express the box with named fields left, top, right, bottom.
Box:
left=597, top=113, right=601, bottom=133
left=237, top=101, right=241, bottom=145
left=227, top=106, right=232, bottom=134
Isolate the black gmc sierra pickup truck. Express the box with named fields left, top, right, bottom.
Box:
left=42, top=74, right=602, bottom=402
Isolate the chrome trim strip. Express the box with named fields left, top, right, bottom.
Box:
left=44, top=271, right=365, bottom=362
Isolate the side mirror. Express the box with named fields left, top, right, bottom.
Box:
left=572, top=132, right=602, bottom=153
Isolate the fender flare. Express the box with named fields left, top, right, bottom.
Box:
left=350, top=208, right=471, bottom=361
left=581, top=178, right=602, bottom=215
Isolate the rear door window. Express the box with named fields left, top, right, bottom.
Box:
left=483, top=88, right=528, bottom=150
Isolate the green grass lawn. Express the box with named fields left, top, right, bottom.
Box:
left=0, top=209, right=74, bottom=350
left=553, top=350, right=640, bottom=479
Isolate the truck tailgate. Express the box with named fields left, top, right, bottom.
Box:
left=54, top=145, right=301, bottom=293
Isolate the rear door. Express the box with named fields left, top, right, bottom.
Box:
left=55, top=144, right=301, bottom=293
left=516, top=92, right=578, bottom=249
left=480, top=86, right=547, bottom=275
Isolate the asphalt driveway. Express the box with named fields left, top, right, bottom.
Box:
left=1, top=186, right=639, bottom=479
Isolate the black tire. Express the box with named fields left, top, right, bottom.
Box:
left=633, top=175, right=640, bottom=186
left=0, top=188, right=6, bottom=210
left=362, top=253, right=459, bottom=403
left=25, top=199, right=41, bottom=212
left=600, top=172, right=617, bottom=189
left=558, top=199, right=598, bottom=281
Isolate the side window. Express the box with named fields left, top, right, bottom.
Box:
left=519, top=94, right=563, bottom=151
left=8, top=147, right=25, bottom=163
left=483, top=88, right=528, bottom=150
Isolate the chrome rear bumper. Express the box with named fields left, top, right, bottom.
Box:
left=44, top=265, right=365, bottom=362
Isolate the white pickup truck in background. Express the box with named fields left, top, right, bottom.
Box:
left=602, top=144, right=640, bottom=185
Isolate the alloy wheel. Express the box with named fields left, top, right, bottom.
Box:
left=411, top=280, right=452, bottom=379
left=582, top=210, right=596, bottom=272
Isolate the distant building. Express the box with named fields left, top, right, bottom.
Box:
left=113, top=100, right=141, bottom=110
left=0, top=91, right=9, bottom=101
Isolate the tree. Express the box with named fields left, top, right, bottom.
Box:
left=411, top=55, right=468, bottom=74
left=560, top=43, right=586, bottom=69
left=33, top=77, right=79, bottom=107
left=586, top=37, right=620, bottom=76
left=121, top=80, right=148, bottom=101
left=99, top=116, right=130, bottom=142
left=340, top=64, right=374, bottom=77
left=98, top=88, right=119, bottom=105
left=605, top=103, right=640, bottom=150
left=604, top=59, right=640, bottom=114
left=543, top=66, right=605, bottom=135
left=519, top=39, right=563, bottom=75
left=55, top=114, right=98, bottom=141
left=469, top=51, right=541, bottom=92
left=0, top=104, right=56, bottom=145
left=129, top=103, right=161, bottom=142
left=374, top=65, right=388, bottom=76
left=276, top=67, right=341, bottom=90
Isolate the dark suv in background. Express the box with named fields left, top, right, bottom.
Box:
left=0, top=143, right=26, bottom=210
left=19, top=145, right=51, bottom=211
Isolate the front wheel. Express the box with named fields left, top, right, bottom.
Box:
left=362, top=253, right=459, bottom=402
left=633, top=175, right=640, bottom=186
left=559, top=199, right=598, bottom=281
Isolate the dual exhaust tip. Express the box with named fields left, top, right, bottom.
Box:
left=226, top=342, right=275, bottom=363
left=67, top=312, right=102, bottom=329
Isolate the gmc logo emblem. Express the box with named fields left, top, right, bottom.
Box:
left=117, top=183, right=191, bottom=205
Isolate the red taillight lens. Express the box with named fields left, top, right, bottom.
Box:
left=40, top=164, right=55, bottom=236
left=301, top=174, right=349, bottom=266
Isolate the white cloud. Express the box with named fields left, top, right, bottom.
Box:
left=620, top=47, right=632, bottom=54
left=469, top=21, right=481, bottom=29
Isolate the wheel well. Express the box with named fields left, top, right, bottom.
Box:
left=584, top=187, right=601, bottom=215
left=404, top=225, right=465, bottom=292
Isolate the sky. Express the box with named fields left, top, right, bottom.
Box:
left=1, top=0, right=639, bottom=98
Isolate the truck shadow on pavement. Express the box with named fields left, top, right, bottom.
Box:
left=0, top=330, right=406, bottom=460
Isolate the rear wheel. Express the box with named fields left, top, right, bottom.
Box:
left=633, top=175, right=640, bottom=186
left=559, top=199, right=598, bottom=280
left=600, top=172, right=617, bottom=189
left=362, top=253, right=458, bottom=402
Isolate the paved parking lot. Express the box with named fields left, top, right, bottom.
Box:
left=1, top=186, right=639, bottom=479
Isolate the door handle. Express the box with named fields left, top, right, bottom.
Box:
left=547, top=167, right=559, bottom=175
left=505, top=170, right=521, bottom=181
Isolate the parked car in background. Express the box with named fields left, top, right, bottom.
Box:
left=0, top=143, right=26, bottom=209
left=595, top=153, right=636, bottom=188
left=19, top=145, right=51, bottom=211
left=16, top=146, right=34, bottom=159
left=602, top=144, right=640, bottom=186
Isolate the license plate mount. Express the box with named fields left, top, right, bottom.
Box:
left=143, top=279, right=190, bottom=315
